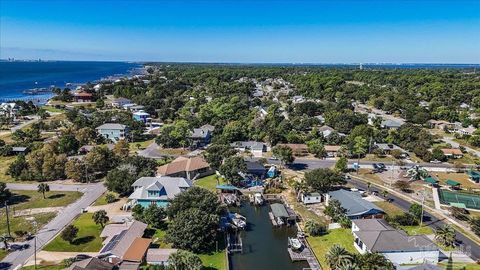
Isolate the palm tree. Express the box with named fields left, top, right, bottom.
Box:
left=37, top=183, right=50, bottom=199
left=325, top=244, right=352, bottom=269
left=435, top=224, right=456, bottom=247
left=358, top=252, right=394, bottom=270
left=92, top=210, right=109, bottom=228
left=366, top=182, right=371, bottom=194
left=381, top=190, right=389, bottom=199
left=338, top=260, right=359, bottom=270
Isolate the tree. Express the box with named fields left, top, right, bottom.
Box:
left=61, top=225, right=79, bottom=244
left=394, top=180, right=411, bottom=192
left=325, top=244, right=353, bottom=269
left=105, top=193, right=117, bottom=204
left=431, top=147, right=446, bottom=162
left=335, top=156, right=348, bottom=173
left=307, top=139, right=325, bottom=158
left=0, top=182, right=12, bottom=205
left=57, top=133, right=80, bottom=155
left=37, top=183, right=50, bottom=199
left=7, top=154, right=28, bottom=179
left=167, top=187, right=222, bottom=219
left=92, top=210, right=109, bottom=228
left=75, top=127, right=97, bottom=145
left=143, top=204, right=166, bottom=228
left=105, top=167, right=137, bottom=196
left=65, top=159, right=86, bottom=182
left=304, top=168, right=345, bottom=193
left=324, top=199, right=347, bottom=222
left=435, top=224, right=456, bottom=247
left=219, top=156, right=247, bottom=186
left=353, top=136, right=368, bottom=173
left=272, top=145, right=295, bottom=166
left=357, top=253, right=394, bottom=270
left=304, top=220, right=326, bottom=236
left=167, top=250, right=203, bottom=270
left=450, top=206, right=468, bottom=221
left=113, top=139, right=130, bottom=158
left=166, top=208, right=219, bottom=253
left=409, top=203, right=422, bottom=221
left=84, top=146, right=117, bottom=176
left=202, top=144, right=236, bottom=169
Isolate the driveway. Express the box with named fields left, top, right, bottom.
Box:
left=10, top=116, right=40, bottom=132
left=0, top=182, right=106, bottom=270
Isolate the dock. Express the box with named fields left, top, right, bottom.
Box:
left=287, top=237, right=322, bottom=270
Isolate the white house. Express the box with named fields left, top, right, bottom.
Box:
left=301, top=192, right=322, bottom=204
left=352, top=219, right=439, bottom=265
left=111, top=97, right=132, bottom=108
left=231, top=141, right=267, bottom=157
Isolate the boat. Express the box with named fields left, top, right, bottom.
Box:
left=254, top=193, right=264, bottom=205
left=276, top=216, right=284, bottom=226
left=288, top=237, right=303, bottom=250
left=230, top=213, right=247, bottom=229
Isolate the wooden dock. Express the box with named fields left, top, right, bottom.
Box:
left=287, top=238, right=322, bottom=270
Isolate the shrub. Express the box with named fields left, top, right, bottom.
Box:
left=304, top=220, right=327, bottom=236
left=105, top=193, right=117, bottom=203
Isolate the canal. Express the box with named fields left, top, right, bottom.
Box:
left=230, top=203, right=309, bottom=270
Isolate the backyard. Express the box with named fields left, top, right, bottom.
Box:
left=8, top=190, right=83, bottom=211
left=307, top=228, right=357, bottom=270
left=44, top=213, right=103, bottom=252
left=194, top=174, right=226, bottom=192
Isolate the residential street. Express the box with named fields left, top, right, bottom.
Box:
left=0, top=182, right=106, bottom=270
left=9, top=116, right=40, bottom=132
left=347, top=178, right=480, bottom=261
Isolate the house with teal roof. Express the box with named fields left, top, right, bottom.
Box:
left=128, top=176, right=192, bottom=208
left=467, top=170, right=480, bottom=183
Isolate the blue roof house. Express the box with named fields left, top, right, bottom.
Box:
left=128, top=176, right=192, bottom=208
left=326, top=189, right=385, bottom=219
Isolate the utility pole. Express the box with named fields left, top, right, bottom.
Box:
left=420, top=187, right=426, bottom=226
left=4, top=201, right=11, bottom=237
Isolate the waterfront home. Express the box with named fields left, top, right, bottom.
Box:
left=65, top=257, right=115, bottom=270
left=380, top=119, right=403, bottom=129
left=230, top=141, right=267, bottom=157
left=301, top=192, right=322, bottom=205
left=277, top=143, right=308, bottom=156
left=189, top=125, right=214, bottom=149
left=246, top=161, right=267, bottom=178
left=133, top=111, right=151, bottom=124
left=146, top=248, right=178, bottom=266
left=374, top=143, right=408, bottom=157
left=326, top=189, right=385, bottom=219
left=128, top=176, right=192, bottom=208
left=324, top=145, right=341, bottom=157
left=351, top=219, right=439, bottom=265
left=73, top=91, right=93, bottom=102
left=111, top=97, right=133, bottom=108
left=156, top=156, right=213, bottom=180
left=96, top=123, right=129, bottom=143
left=99, top=220, right=148, bottom=264
left=441, top=148, right=463, bottom=159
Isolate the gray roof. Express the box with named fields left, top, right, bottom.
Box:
left=66, top=258, right=115, bottom=270
left=381, top=119, right=403, bottom=128
left=352, top=219, right=393, bottom=231
left=201, top=124, right=215, bottom=132
left=11, top=147, right=27, bottom=152
left=146, top=248, right=178, bottom=263
left=231, top=141, right=266, bottom=151
left=129, top=176, right=192, bottom=201
left=375, top=143, right=405, bottom=152
left=354, top=230, right=438, bottom=253
left=96, top=123, right=128, bottom=130
left=100, top=220, right=147, bottom=258
left=271, top=203, right=289, bottom=218
left=190, top=127, right=211, bottom=139
left=328, top=189, right=385, bottom=217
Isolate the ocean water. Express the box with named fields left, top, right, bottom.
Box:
left=0, top=61, right=141, bottom=100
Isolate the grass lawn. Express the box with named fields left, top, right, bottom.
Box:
left=448, top=154, right=479, bottom=165
left=194, top=174, right=225, bottom=192
left=401, top=225, right=433, bottom=235
left=438, top=262, right=480, bottom=270
left=0, top=212, right=57, bottom=236
left=22, top=264, right=65, bottom=270
left=433, top=172, right=479, bottom=189
left=360, top=154, right=396, bottom=162
left=198, top=251, right=227, bottom=270
left=129, top=139, right=154, bottom=151
left=0, top=249, right=7, bottom=261
left=308, top=228, right=358, bottom=270
left=355, top=169, right=384, bottom=186
left=44, top=213, right=103, bottom=252
left=92, top=192, right=118, bottom=206
left=9, top=190, right=83, bottom=211
left=0, top=156, right=17, bottom=182
left=152, top=225, right=172, bottom=248
left=373, top=201, right=405, bottom=216
left=42, top=106, right=65, bottom=113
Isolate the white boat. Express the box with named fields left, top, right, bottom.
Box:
left=230, top=213, right=247, bottom=229
left=254, top=193, right=264, bottom=205
left=276, top=217, right=284, bottom=226
left=288, top=237, right=303, bottom=250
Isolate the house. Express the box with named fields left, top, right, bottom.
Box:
left=441, top=148, right=463, bottom=159
left=291, top=95, right=305, bottom=103
left=374, top=143, right=407, bottom=157
left=146, top=248, right=178, bottom=266
left=245, top=161, right=267, bottom=178
left=65, top=257, right=115, bottom=270
left=128, top=176, right=192, bottom=208
left=380, top=119, right=403, bottom=129
left=73, top=91, right=93, bottom=103
left=317, top=125, right=346, bottom=138
left=457, top=125, right=477, bottom=136
left=326, top=189, right=385, bottom=219
left=111, top=97, right=133, bottom=108
left=314, top=115, right=325, bottom=124
left=133, top=111, right=150, bottom=124
left=428, top=120, right=454, bottom=130
left=128, top=105, right=145, bottom=112
left=122, top=237, right=152, bottom=263
left=99, top=220, right=148, bottom=264
left=467, top=170, right=480, bottom=183
left=324, top=145, right=341, bottom=157
left=301, top=192, right=322, bottom=204
left=96, top=123, right=129, bottom=143
left=277, top=143, right=308, bottom=156
left=352, top=219, right=439, bottom=265
left=156, top=156, right=214, bottom=180
left=230, top=141, right=267, bottom=157
left=189, top=126, right=213, bottom=148
left=11, top=146, right=28, bottom=155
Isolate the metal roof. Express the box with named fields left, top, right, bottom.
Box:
left=270, top=203, right=289, bottom=218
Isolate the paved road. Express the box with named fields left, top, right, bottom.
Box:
left=10, top=116, right=40, bottom=132
left=0, top=182, right=106, bottom=270
left=347, top=178, right=480, bottom=261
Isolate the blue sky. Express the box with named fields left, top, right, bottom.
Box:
left=1, top=0, right=479, bottom=63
